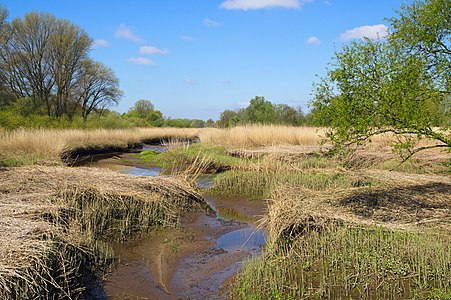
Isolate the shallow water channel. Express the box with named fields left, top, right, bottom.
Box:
left=81, top=146, right=267, bottom=299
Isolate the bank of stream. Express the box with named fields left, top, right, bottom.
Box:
left=79, top=144, right=267, bottom=299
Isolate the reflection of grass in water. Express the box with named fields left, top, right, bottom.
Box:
left=235, top=225, right=451, bottom=300
left=216, top=207, right=256, bottom=223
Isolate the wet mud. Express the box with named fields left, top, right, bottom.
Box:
left=83, top=146, right=267, bottom=300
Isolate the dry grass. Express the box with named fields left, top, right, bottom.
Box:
left=0, top=127, right=199, bottom=166
left=199, top=125, right=325, bottom=148
left=264, top=170, right=451, bottom=240
left=0, top=166, right=205, bottom=299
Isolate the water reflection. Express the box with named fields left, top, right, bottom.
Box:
left=119, top=166, right=161, bottom=177
left=216, top=227, right=266, bottom=252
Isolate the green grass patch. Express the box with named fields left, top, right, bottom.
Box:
left=210, top=170, right=361, bottom=199
left=234, top=226, right=451, bottom=299
left=140, top=144, right=244, bottom=170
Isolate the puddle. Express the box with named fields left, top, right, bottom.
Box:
left=142, top=144, right=167, bottom=152
left=119, top=166, right=161, bottom=177
left=195, top=174, right=216, bottom=189
left=216, top=227, right=266, bottom=252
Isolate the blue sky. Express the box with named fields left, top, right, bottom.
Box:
left=2, top=0, right=410, bottom=120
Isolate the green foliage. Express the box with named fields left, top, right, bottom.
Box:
left=217, top=96, right=306, bottom=128
left=311, top=0, right=451, bottom=159
left=163, top=118, right=205, bottom=128
left=139, top=149, right=160, bottom=163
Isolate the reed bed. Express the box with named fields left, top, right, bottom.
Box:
left=235, top=225, right=450, bottom=300
left=0, top=127, right=199, bottom=166
left=199, top=125, right=325, bottom=148
left=0, top=166, right=205, bottom=299
left=233, top=170, right=451, bottom=299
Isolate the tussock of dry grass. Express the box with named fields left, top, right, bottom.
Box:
left=0, top=166, right=205, bottom=299
left=199, top=125, right=325, bottom=148
left=0, top=128, right=199, bottom=166
left=264, top=170, right=451, bottom=242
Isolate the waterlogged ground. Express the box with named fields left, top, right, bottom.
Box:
left=82, top=147, right=267, bottom=299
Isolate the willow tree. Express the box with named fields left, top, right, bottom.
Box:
left=311, top=0, right=450, bottom=160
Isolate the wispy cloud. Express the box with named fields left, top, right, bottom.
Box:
left=139, top=45, right=169, bottom=55
left=184, top=79, right=198, bottom=86
left=127, top=57, right=154, bottom=65
left=115, top=24, right=144, bottom=43
left=339, top=24, right=389, bottom=41
left=220, top=0, right=313, bottom=10
left=94, top=39, right=110, bottom=48
left=180, top=35, right=193, bottom=41
left=306, top=36, right=321, bottom=45
left=203, top=18, right=221, bottom=27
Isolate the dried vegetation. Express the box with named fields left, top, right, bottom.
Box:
left=0, top=166, right=205, bottom=299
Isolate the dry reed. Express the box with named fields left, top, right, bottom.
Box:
left=0, top=166, right=205, bottom=299
left=0, top=127, right=199, bottom=166
left=199, top=125, right=325, bottom=148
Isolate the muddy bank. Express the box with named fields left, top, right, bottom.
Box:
left=69, top=144, right=269, bottom=299
left=0, top=166, right=205, bottom=299
left=63, top=137, right=198, bottom=165
left=103, top=194, right=266, bottom=300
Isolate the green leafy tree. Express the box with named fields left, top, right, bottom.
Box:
left=311, top=37, right=449, bottom=160
left=126, top=99, right=164, bottom=126
left=241, top=96, right=276, bottom=124
left=217, top=109, right=239, bottom=128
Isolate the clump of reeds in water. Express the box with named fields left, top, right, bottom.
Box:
left=0, top=166, right=204, bottom=299
left=235, top=225, right=451, bottom=300
left=233, top=171, right=451, bottom=299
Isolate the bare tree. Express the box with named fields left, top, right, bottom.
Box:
left=50, top=18, right=92, bottom=118
left=75, top=59, right=123, bottom=121
left=0, top=12, right=56, bottom=113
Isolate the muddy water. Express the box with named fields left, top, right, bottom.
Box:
left=83, top=148, right=266, bottom=299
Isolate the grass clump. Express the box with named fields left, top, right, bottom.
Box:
left=210, top=170, right=359, bottom=199
left=234, top=226, right=451, bottom=300
left=150, top=143, right=243, bottom=171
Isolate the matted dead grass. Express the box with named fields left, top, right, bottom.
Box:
left=0, top=166, right=205, bottom=299
left=264, top=170, right=451, bottom=241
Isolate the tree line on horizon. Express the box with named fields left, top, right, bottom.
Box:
left=0, top=5, right=312, bottom=129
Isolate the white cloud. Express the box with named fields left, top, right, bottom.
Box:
left=127, top=57, right=154, bottom=65
left=339, top=24, right=389, bottom=41
left=306, top=36, right=321, bottom=45
left=139, top=45, right=169, bottom=55
left=184, top=79, right=198, bottom=86
left=181, top=35, right=193, bottom=41
left=94, top=39, right=110, bottom=48
left=220, top=0, right=313, bottom=10
left=203, top=18, right=221, bottom=27
left=115, top=24, right=144, bottom=43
